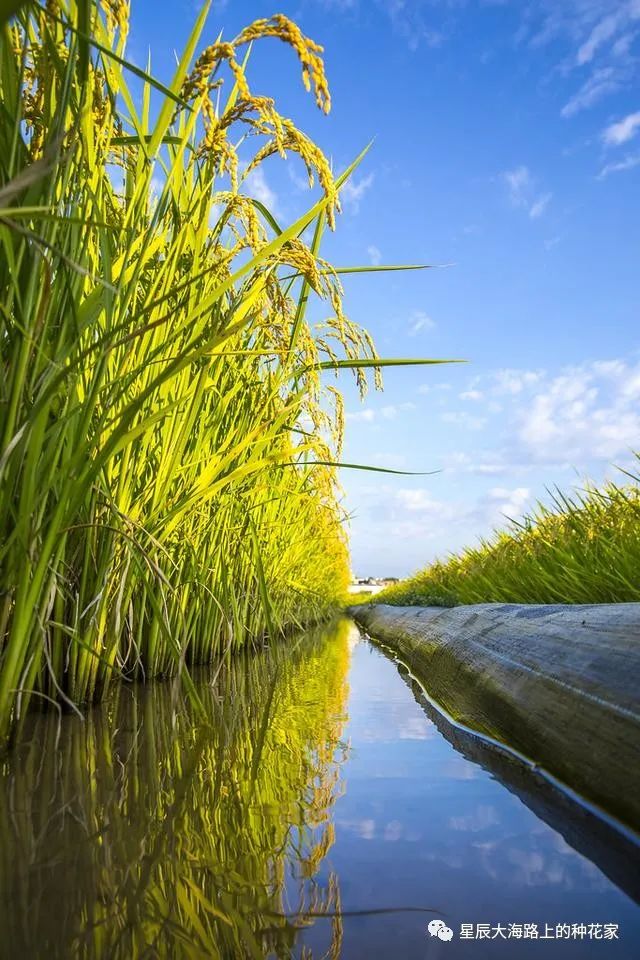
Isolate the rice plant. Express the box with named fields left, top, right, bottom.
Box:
left=0, top=0, right=414, bottom=744
left=377, top=462, right=640, bottom=607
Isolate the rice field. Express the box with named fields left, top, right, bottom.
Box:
left=376, top=463, right=640, bottom=607
left=0, top=0, right=440, bottom=746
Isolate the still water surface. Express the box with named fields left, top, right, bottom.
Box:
left=0, top=618, right=638, bottom=958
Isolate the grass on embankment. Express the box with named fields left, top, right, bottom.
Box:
left=376, top=462, right=640, bottom=607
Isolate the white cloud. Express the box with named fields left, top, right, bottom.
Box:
left=612, top=31, right=637, bottom=56
left=502, top=166, right=552, bottom=219
left=516, top=1, right=640, bottom=134
left=527, top=0, right=640, bottom=59
left=529, top=192, right=552, bottom=219
left=598, top=153, right=640, bottom=178
left=577, top=11, right=624, bottom=65
left=352, top=482, right=536, bottom=564
left=346, top=402, right=415, bottom=423
left=320, top=0, right=357, bottom=8
left=382, top=402, right=416, bottom=419
left=288, top=164, right=311, bottom=193
left=409, top=310, right=436, bottom=335
left=442, top=451, right=509, bottom=476
left=602, top=110, right=640, bottom=146
left=418, top=382, right=451, bottom=396
left=503, top=165, right=532, bottom=205
left=379, top=1, right=443, bottom=50
left=317, top=0, right=639, bottom=120
left=317, top=0, right=445, bottom=49
left=367, top=244, right=382, bottom=266
left=460, top=389, right=484, bottom=401
left=441, top=411, right=487, bottom=431
left=517, top=361, right=640, bottom=462
left=348, top=354, right=640, bottom=576
left=492, top=369, right=542, bottom=395
left=561, top=67, right=619, bottom=117
left=439, top=360, right=640, bottom=469
left=346, top=408, right=376, bottom=423
left=395, top=488, right=443, bottom=513
left=486, top=486, right=532, bottom=521
left=243, top=168, right=279, bottom=215
left=340, top=172, right=375, bottom=212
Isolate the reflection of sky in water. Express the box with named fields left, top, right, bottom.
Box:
left=297, top=641, right=640, bottom=959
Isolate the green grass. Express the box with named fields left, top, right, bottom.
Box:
left=0, top=0, right=442, bottom=746
left=377, top=461, right=640, bottom=607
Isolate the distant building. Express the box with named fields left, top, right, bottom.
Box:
left=347, top=576, right=399, bottom=594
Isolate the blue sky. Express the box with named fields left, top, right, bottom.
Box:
left=132, top=0, right=640, bottom=577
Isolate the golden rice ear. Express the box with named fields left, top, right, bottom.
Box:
left=175, top=18, right=338, bottom=224
left=235, top=14, right=331, bottom=114
left=99, top=0, right=130, bottom=38
left=325, top=386, right=345, bottom=458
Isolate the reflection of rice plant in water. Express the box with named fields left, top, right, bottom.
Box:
left=0, top=619, right=354, bottom=958
left=378, top=463, right=640, bottom=607
left=0, top=0, right=385, bottom=744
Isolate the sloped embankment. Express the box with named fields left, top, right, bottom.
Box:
left=349, top=603, right=640, bottom=832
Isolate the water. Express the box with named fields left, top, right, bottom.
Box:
left=0, top=618, right=638, bottom=959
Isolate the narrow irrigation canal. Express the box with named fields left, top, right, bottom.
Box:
left=0, top=619, right=638, bottom=959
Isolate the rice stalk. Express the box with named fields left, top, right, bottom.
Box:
left=0, top=0, right=401, bottom=743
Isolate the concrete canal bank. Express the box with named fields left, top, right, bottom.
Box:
left=349, top=603, right=640, bottom=833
